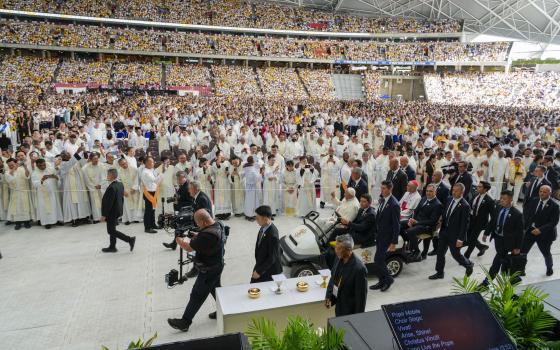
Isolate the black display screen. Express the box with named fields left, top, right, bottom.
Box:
left=382, top=293, right=515, bottom=350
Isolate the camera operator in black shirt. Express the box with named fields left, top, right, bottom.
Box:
left=168, top=209, right=225, bottom=332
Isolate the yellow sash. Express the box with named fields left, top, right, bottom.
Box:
left=143, top=185, right=160, bottom=208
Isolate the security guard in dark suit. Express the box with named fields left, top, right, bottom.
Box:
left=521, top=185, right=560, bottom=276
left=429, top=183, right=474, bottom=280
left=405, top=184, right=443, bottom=261
left=101, top=168, right=135, bottom=253
left=251, top=206, right=282, bottom=283
left=386, top=159, right=408, bottom=201
left=481, top=190, right=524, bottom=284
left=523, top=165, right=551, bottom=208
left=464, top=181, right=493, bottom=259
left=425, top=170, right=449, bottom=256
left=370, top=181, right=400, bottom=292
left=449, top=161, right=474, bottom=199
left=325, top=234, right=368, bottom=317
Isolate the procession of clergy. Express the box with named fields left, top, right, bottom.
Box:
left=0, top=118, right=549, bottom=231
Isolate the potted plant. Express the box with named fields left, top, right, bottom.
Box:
left=246, top=316, right=345, bottom=350
left=452, top=271, right=560, bottom=349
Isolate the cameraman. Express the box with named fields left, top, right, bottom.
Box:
left=168, top=209, right=224, bottom=332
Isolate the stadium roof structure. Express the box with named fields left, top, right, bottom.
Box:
left=266, top=0, right=560, bottom=45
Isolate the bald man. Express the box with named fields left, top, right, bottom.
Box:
left=521, top=185, right=559, bottom=276
left=168, top=209, right=225, bottom=331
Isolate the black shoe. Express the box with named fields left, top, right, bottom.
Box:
left=427, top=249, right=437, bottom=256
left=186, top=266, right=199, bottom=278
left=410, top=252, right=422, bottom=262
left=234, top=213, right=243, bottom=217
left=547, top=268, right=554, bottom=276
left=24, top=222, right=31, bottom=229
left=429, top=273, right=444, bottom=280
left=153, top=225, right=162, bottom=230
left=45, top=224, right=52, bottom=229
left=466, top=264, right=474, bottom=277
left=14, top=223, right=21, bottom=230
left=477, top=280, right=489, bottom=290
left=380, top=280, right=393, bottom=292
left=168, top=318, right=190, bottom=332
left=71, top=221, right=79, bottom=227
left=208, top=311, right=217, bottom=319
left=320, top=201, right=325, bottom=209
left=145, top=229, right=157, bottom=234
left=93, top=220, right=99, bottom=224
left=133, top=221, right=140, bottom=223
left=477, top=245, right=489, bottom=257
left=57, top=222, right=64, bottom=226
left=5, top=221, right=12, bottom=226
left=163, top=242, right=177, bottom=250
left=124, top=221, right=131, bottom=225
left=101, top=247, right=118, bottom=253
left=129, top=237, right=136, bottom=252
left=369, top=282, right=384, bottom=290
left=421, top=252, right=427, bottom=260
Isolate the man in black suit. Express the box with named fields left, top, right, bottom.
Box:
left=175, top=171, right=194, bottom=210
left=347, top=167, right=369, bottom=201
left=386, top=158, right=408, bottom=201
left=464, top=181, right=493, bottom=259
left=481, top=190, right=523, bottom=284
left=101, top=168, right=136, bottom=253
left=543, top=156, right=559, bottom=192
left=339, top=194, right=376, bottom=246
left=251, top=205, right=282, bottom=283
left=405, top=184, right=443, bottom=261
left=523, top=165, right=551, bottom=208
left=370, top=181, right=400, bottom=292
left=449, top=161, right=473, bottom=199
left=163, top=179, right=213, bottom=251
left=325, top=234, right=368, bottom=317
left=429, top=183, right=474, bottom=280
left=521, top=185, right=560, bottom=276
left=400, top=156, right=416, bottom=181
left=425, top=170, right=449, bottom=256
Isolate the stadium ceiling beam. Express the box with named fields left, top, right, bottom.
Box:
left=334, top=0, right=345, bottom=11
left=354, top=0, right=395, bottom=16
left=526, top=0, right=560, bottom=42
left=469, top=0, right=531, bottom=40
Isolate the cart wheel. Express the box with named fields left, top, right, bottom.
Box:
left=292, top=264, right=317, bottom=278
left=386, top=256, right=404, bottom=277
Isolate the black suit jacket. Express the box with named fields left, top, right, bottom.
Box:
left=347, top=177, right=369, bottom=200
left=524, top=178, right=551, bottom=205
left=376, top=195, right=401, bottom=245
left=253, top=223, right=282, bottom=281
left=523, top=197, right=559, bottom=242
left=326, top=254, right=368, bottom=317
left=193, top=191, right=213, bottom=217
left=440, top=197, right=470, bottom=242
left=434, top=182, right=450, bottom=206
left=469, top=194, right=494, bottom=234
left=450, top=171, right=473, bottom=199
left=485, top=205, right=524, bottom=252
left=348, top=207, right=376, bottom=245
left=412, top=197, right=443, bottom=230
left=176, top=181, right=194, bottom=210
left=102, top=181, right=124, bottom=220
left=403, top=166, right=416, bottom=182
left=386, top=169, right=408, bottom=200
left=545, top=167, right=559, bottom=191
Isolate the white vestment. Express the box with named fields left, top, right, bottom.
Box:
left=82, top=163, right=106, bottom=221
left=5, top=167, right=33, bottom=222
left=118, top=166, right=142, bottom=222
left=297, top=167, right=318, bottom=216
left=60, top=157, right=91, bottom=222
left=212, top=162, right=232, bottom=215
left=243, top=166, right=262, bottom=217
left=31, top=167, right=63, bottom=225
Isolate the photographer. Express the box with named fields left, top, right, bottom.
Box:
left=168, top=209, right=225, bottom=332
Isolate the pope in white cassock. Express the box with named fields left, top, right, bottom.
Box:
left=242, top=156, right=262, bottom=220
left=59, top=149, right=91, bottom=225
left=5, top=159, right=33, bottom=229
left=297, top=157, right=318, bottom=217
left=320, top=149, right=340, bottom=208
left=82, top=153, right=106, bottom=222
left=117, top=157, right=142, bottom=224
left=488, top=150, right=510, bottom=199
left=32, top=159, right=63, bottom=228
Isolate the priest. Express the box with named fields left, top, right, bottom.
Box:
left=31, top=159, right=63, bottom=229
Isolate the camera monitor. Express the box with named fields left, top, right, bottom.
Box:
left=382, top=293, right=515, bottom=350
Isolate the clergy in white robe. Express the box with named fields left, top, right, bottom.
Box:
left=263, top=155, right=281, bottom=214
left=194, top=159, right=213, bottom=203
left=489, top=151, right=510, bottom=198
left=242, top=157, right=263, bottom=219
left=212, top=155, right=232, bottom=218
left=320, top=150, right=340, bottom=207
left=82, top=154, right=106, bottom=222
left=5, top=160, right=33, bottom=227
left=117, top=158, right=142, bottom=223
left=297, top=157, right=318, bottom=217
left=155, top=159, right=176, bottom=215
left=229, top=158, right=245, bottom=216
left=282, top=161, right=298, bottom=216
left=59, top=151, right=91, bottom=224
left=362, top=152, right=376, bottom=194
left=0, top=172, right=7, bottom=221
left=31, top=159, right=63, bottom=227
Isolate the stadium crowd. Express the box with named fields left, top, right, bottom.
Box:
left=2, top=0, right=462, bottom=33
left=0, top=19, right=510, bottom=62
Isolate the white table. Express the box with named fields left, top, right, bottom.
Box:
left=216, top=275, right=334, bottom=334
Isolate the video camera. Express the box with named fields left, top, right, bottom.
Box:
left=441, top=162, right=458, bottom=176
left=158, top=205, right=197, bottom=234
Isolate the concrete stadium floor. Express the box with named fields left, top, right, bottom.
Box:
left=0, top=206, right=558, bottom=350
